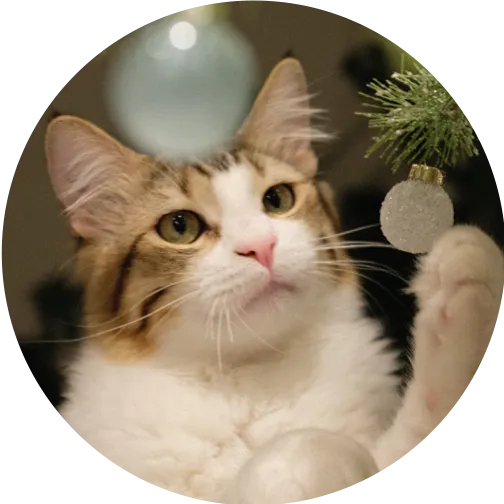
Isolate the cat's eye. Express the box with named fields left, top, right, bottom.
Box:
left=263, top=184, right=295, bottom=215
left=157, top=211, right=205, bottom=245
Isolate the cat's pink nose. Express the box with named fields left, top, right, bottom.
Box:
left=235, top=236, right=277, bottom=270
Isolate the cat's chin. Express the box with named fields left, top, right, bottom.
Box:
left=241, top=280, right=297, bottom=313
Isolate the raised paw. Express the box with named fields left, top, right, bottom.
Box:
left=409, top=225, right=503, bottom=424
left=224, top=430, right=377, bottom=504
left=373, top=227, right=504, bottom=470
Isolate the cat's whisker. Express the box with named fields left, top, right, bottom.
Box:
left=234, top=305, right=284, bottom=355
left=57, top=255, right=78, bottom=274
left=332, top=224, right=381, bottom=238
left=307, top=68, right=339, bottom=88
left=101, top=290, right=201, bottom=335
left=305, top=223, right=381, bottom=243
left=79, top=278, right=190, bottom=330
left=314, top=263, right=407, bottom=315
left=313, top=241, right=396, bottom=252
left=290, top=224, right=381, bottom=251
left=311, top=269, right=388, bottom=319
left=147, top=296, right=190, bottom=335
left=225, top=304, right=234, bottom=344
left=28, top=289, right=202, bottom=345
left=205, top=297, right=220, bottom=341
left=315, top=264, right=394, bottom=293
left=216, top=298, right=225, bottom=373
left=288, top=239, right=395, bottom=261
left=332, top=258, right=399, bottom=268
left=313, top=259, right=409, bottom=284
left=107, top=290, right=200, bottom=338
left=279, top=224, right=381, bottom=250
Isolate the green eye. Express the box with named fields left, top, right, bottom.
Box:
left=157, top=211, right=204, bottom=244
left=263, top=184, right=295, bottom=215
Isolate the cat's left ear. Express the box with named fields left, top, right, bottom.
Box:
left=238, top=58, right=327, bottom=177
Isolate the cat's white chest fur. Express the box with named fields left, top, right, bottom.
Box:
left=61, top=293, right=400, bottom=501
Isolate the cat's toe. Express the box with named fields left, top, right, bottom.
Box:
left=412, top=225, right=504, bottom=304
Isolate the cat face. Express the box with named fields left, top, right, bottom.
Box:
left=45, top=59, right=354, bottom=362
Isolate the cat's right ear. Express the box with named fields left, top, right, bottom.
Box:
left=45, top=116, right=139, bottom=239
left=238, top=58, right=329, bottom=177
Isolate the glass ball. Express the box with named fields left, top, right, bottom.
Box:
left=106, top=16, right=258, bottom=161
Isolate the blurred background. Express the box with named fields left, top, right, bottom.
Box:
left=3, top=2, right=502, bottom=406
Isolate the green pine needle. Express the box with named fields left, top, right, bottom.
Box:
left=357, top=65, right=478, bottom=173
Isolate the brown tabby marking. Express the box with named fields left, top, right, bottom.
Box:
left=112, top=234, right=144, bottom=314
left=138, top=288, right=167, bottom=333
left=192, top=163, right=212, bottom=178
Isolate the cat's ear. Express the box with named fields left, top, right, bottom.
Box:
left=45, top=116, right=141, bottom=239
left=238, top=58, right=327, bottom=177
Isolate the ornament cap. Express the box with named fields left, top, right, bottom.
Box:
left=408, top=164, right=445, bottom=186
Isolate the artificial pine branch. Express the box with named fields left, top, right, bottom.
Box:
left=357, top=65, right=478, bottom=173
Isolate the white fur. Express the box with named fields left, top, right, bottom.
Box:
left=62, top=287, right=398, bottom=501
left=60, top=166, right=504, bottom=503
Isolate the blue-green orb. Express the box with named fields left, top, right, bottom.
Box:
left=106, top=16, right=258, bottom=161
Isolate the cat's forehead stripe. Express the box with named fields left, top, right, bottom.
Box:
left=191, top=163, right=212, bottom=178
left=200, top=150, right=241, bottom=172
left=210, top=153, right=233, bottom=172
left=144, top=150, right=263, bottom=193
left=147, top=161, right=190, bottom=196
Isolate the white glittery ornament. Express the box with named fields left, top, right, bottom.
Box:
left=380, top=165, right=454, bottom=254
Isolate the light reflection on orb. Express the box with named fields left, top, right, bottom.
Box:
left=105, top=15, right=258, bottom=162
left=169, top=21, right=198, bottom=50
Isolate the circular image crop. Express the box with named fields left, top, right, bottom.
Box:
left=4, top=3, right=503, bottom=502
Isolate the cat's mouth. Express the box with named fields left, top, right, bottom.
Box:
left=242, top=280, right=296, bottom=311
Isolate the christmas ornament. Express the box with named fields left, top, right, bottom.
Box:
left=358, top=64, right=477, bottom=254
left=380, top=165, right=454, bottom=254
left=105, top=7, right=258, bottom=161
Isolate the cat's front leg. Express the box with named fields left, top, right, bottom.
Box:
left=373, top=225, right=503, bottom=469
left=224, top=429, right=377, bottom=504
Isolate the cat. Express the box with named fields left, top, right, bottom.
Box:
left=44, top=59, right=504, bottom=503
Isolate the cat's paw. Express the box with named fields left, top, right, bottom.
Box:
left=410, top=225, right=503, bottom=424
left=412, top=225, right=503, bottom=305
left=224, top=430, right=377, bottom=504
left=412, top=225, right=503, bottom=343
